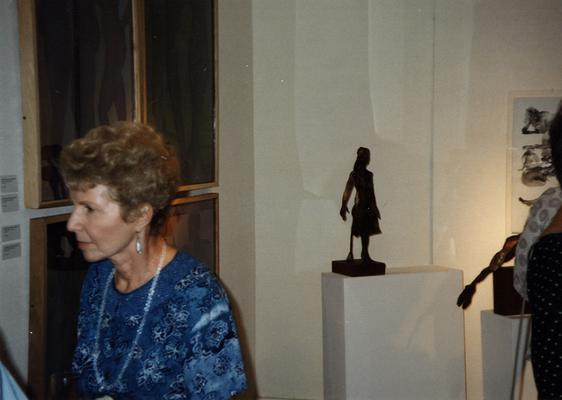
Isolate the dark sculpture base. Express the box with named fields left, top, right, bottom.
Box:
left=332, top=259, right=386, bottom=277
left=493, top=267, right=531, bottom=316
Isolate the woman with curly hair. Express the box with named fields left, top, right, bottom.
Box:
left=60, top=121, right=247, bottom=399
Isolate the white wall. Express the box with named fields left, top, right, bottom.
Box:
left=253, top=0, right=434, bottom=398
left=252, top=0, right=562, bottom=399
left=433, top=1, right=562, bottom=399
left=216, top=1, right=257, bottom=398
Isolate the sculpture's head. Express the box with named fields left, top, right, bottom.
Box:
left=356, top=147, right=370, bottom=168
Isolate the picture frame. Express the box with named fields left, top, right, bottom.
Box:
left=143, top=0, right=218, bottom=192
left=18, top=0, right=218, bottom=208
left=28, top=213, right=89, bottom=399
left=506, top=90, right=562, bottom=234
left=166, top=193, right=219, bottom=274
left=18, top=0, right=144, bottom=208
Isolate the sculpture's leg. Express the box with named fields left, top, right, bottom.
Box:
left=346, top=233, right=354, bottom=261
left=361, top=235, right=373, bottom=262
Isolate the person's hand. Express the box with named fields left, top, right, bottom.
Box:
left=340, top=205, right=349, bottom=220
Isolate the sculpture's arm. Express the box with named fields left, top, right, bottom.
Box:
left=456, top=234, right=520, bottom=309
left=488, top=234, right=520, bottom=272
left=340, top=173, right=354, bottom=221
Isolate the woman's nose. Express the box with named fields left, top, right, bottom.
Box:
left=67, top=209, right=81, bottom=232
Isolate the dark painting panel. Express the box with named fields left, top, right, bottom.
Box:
left=166, top=194, right=218, bottom=273
left=35, top=0, right=135, bottom=202
left=145, top=0, right=216, bottom=188
left=29, top=216, right=89, bottom=399
left=45, top=222, right=88, bottom=399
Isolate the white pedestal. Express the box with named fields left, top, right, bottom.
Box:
left=481, top=310, right=536, bottom=400
left=322, top=266, right=466, bottom=400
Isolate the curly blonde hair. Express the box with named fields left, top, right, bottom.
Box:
left=60, top=121, right=180, bottom=235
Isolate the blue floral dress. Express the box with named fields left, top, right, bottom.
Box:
left=72, top=252, right=247, bottom=399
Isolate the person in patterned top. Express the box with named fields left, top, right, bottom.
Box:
left=60, top=121, right=247, bottom=399
left=519, top=104, right=562, bottom=399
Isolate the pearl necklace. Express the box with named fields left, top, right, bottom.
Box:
left=92, top=242, right=167, bottom=392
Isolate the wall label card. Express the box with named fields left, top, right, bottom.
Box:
left=0, top=175, right=18, bottom=194
left=2, top=225, right=21, bottom=242
left=2, top=243, right=21, bottom=260
left=1, top=194, right=19, bottom=213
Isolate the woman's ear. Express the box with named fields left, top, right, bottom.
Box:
left=133, top=204, right=154, bottom=231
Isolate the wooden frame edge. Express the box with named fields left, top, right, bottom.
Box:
left=18, top=0, right=42, bottom=209
left=132, top=0, right=146, bottom=123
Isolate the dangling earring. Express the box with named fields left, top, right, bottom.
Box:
left=135, top=235, right=143, bottom=255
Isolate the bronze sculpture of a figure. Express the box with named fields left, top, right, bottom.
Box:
left=340, top=147, right=382, bottom=263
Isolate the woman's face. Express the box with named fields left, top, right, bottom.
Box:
left=67, top=184, right=139, bottom=263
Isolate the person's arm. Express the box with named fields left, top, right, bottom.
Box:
left=0, top=361, right=27, bottom=399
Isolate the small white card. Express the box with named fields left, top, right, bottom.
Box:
left=2, top=243, right=21, bottom=260
left=0, top=175, right=17, bottom=194
left=1, top=225, right=20, bottom=242
left=1, top=194, right=19, bottom=213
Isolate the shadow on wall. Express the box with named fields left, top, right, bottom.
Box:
left=0, top=328, right=26, bottom=390
left=224, top=285, right=258, bottom=400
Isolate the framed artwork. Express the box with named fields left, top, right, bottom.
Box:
left=19, top=0, right=218, bottom=208
left=166, top=193, right=219, bottom=274
left=28, top=214, right=89, bottom=399
left=144, top=0, right=218, bottom=191
left=507, top=90, right=562, bottom=233
left=18, top=0, right=143, bottom=208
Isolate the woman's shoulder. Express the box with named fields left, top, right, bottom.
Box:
left=169, top=251, right=213, bottom=275
left=159, top=252, right=230, bottom=317
left=530, top=186, right=562, bottom=214
left=166, top=252, right=222, bottom=290
left=538, top=186, right=562, bottom=200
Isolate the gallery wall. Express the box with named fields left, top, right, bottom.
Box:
left=252, top=0, right=562, bottom=399
left=252, top=0, right=434, bottom=398
left=433, top=1, right=562, bottom=399
left=216, top=0, right=257, bottom=397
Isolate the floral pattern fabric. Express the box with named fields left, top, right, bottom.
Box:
left=514, top=186, right=562, bottom=300
left=72, top=252, right=247, bottom=399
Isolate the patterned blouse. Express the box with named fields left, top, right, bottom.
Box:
left=514, top=186, right=562, bottom=300
left=72, top=252, right=247, bottom=399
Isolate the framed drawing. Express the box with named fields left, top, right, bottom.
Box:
left=28, top=213, right=89, bottom=399
left=507, top=90, right=562, bottom=233
left=166, top=193, right=219, bottom=274
left=144, top=0, right=218, bottom=191
left=18, top=0, right=144, bottom=208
